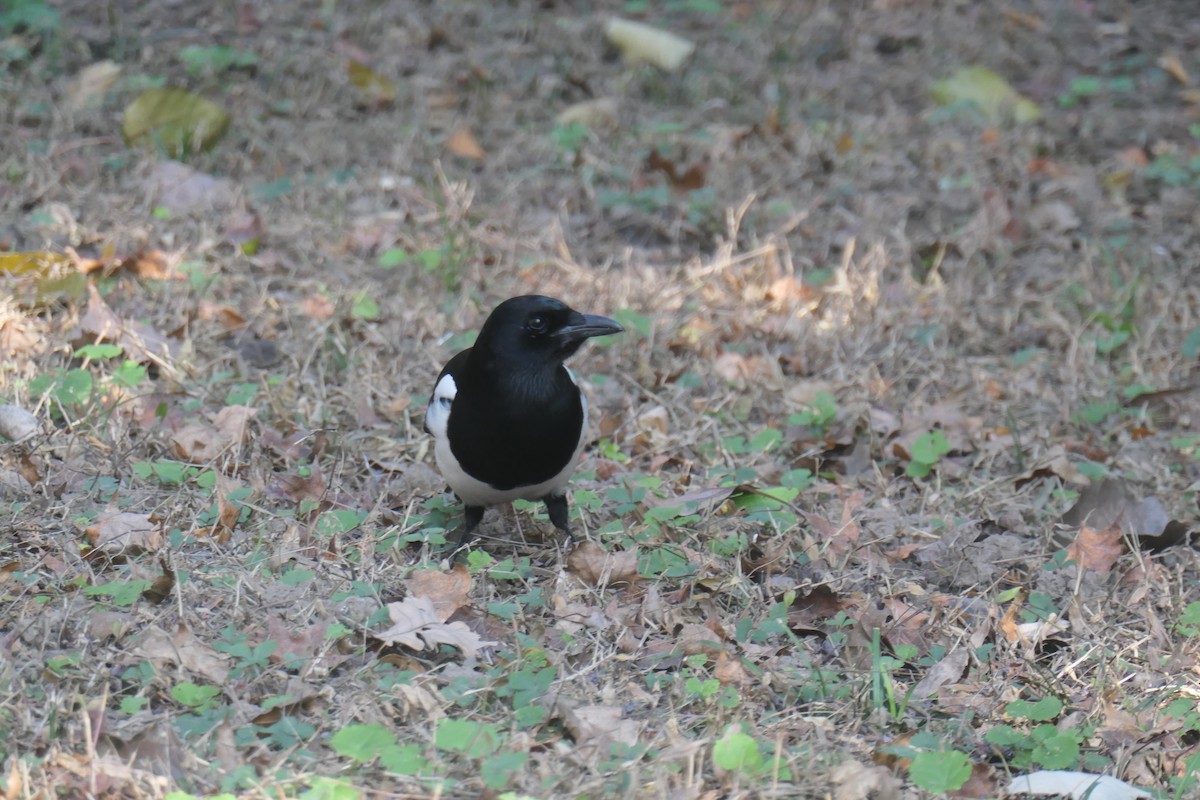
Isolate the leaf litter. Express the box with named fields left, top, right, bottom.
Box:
left=2, top=1, right=1199, bottom=798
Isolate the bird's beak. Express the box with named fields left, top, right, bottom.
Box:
left=555, top=313, right=624, bottom=341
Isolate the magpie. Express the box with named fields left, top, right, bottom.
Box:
left=425, top=295, right=624, bottom=550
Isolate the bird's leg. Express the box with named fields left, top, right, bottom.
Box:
left=543, top=493, right=573, bottom=542
left=455, top=504, right=486, bottom=550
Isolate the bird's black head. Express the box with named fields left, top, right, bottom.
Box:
left=474, top=295, right=623, bottom=370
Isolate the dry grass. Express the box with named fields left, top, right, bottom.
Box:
left=2, top=1, right=1200, bottom=798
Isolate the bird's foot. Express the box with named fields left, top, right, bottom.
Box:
left=543, top=493, right=574, bottom=544
left=449, top=504, right=486, bottom=560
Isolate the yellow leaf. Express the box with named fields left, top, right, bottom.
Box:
left=931, top=66, right=1041, bottom=124
left=122, top=88, right=230, bottom=156
left=36, top=273, right=89, bottom=303
left=347, top=60, right=396, bottom=106
left=0, top=251, right=72, bottom=276
left=557, top=97, right=619, bottom=131
left=605, top=18, right=695, bottom=72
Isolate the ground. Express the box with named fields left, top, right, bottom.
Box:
left=2, top=0, right=1200, bottom=798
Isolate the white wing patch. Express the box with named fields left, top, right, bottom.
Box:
left=425, top=373, right=457, bottom=440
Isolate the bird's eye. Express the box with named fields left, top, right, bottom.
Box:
left=528, top=315, right=547, bottom=334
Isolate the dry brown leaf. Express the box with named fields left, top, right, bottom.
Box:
left=567, top=541, right=640, bottom=587
left=75, top=248, right=175, bottom=280
left=268, top=469, right=327, bottom=504
left=88, top=610, right=135, bottom=641
left=135, top=624, right=230, bottom=684
left=171, top=423, right=224, bottom=462
left=393, top=682, right=444, bottom=720
left=883, top=597, right=930, bottom=651
left=766, top=275, right=819, bottom=307
left=77, top=284, right=176, bottom=364
left=1017, top=618, right=1075, bottom=652
left=403, top=564, right=472, bottom=622
left=0, top=316, right=44, bottom=356
left=447, top=127, right=486, bottom=161
left=806, top=489, right=863, bottom=557
left=910, top=647, right=968, bottom=700
left=1002, top=8, right=1044, bottom=30
left=16, top=452, right=42, bottom=487
left=1066, top=524, right=1125, bottom=573
left=789, top=585, right=846, bottom=626
left=882, top=541, right=923, bottom=562
left=841, top=624, right=879, bottom=672
left=196, top=300, right=246, bottom=330
left=213, top=405, right=256, bottom=446
left=1098, top=702, right=1146, bottom=746
left=887, top=404, right=981, bottom=462
left=710, top=352, right=748, bottom=383
left=559, top=703, right=642, bottom=760
left=870, top=406, right=902, bottom=437
left=377, top=596, right=495, bottom=658
left=784, top=378, right=837, bottom=409
left=4, top=757, right=21, bottom=799
left=85, top=511, right=165, bottom=555
left=141, top=559, right=175, bottom=604
left=677, top=622, right=724, bottom=659
left=713, top=351, right=782, bottom=388
left=200, top=475, right=243, bottom=543
left=713, top=651, right=750, bottom=686
left=997, top=588, right=1026, bottom=644
left=1159, top=53, right=1189, bottom=85
left=303, top=294, right=336, bottom=320
left=52, top=750, right=169, bottom=795
left=831, top=758, right=902, bottom=800
left=262, top=427, right=314, bottom=462
left=99, top=718, right=193, bottom=786
left=146, top=160, right=237, bottom=214
left=1014, top=445, right=1088, bottom=488
left=949, top=762, right=999, bottom=799
left=552, top=593, right=612, bottom=634
left=633, top=404, right=670, bottom=452
left=65, top=60, right=122, bottom=111
left=264, top=615, right=346, bottom=674
left=645, top=149, right=707, bottom=190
